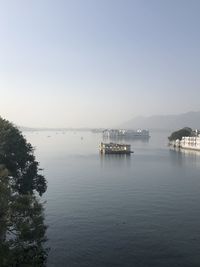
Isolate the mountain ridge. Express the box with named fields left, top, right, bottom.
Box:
left=121, top=111, right=200, bottom=130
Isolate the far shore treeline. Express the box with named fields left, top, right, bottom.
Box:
left=0, top=116, right=48, bottom=266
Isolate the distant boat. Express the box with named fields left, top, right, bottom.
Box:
left=99, top=142, right=133, bottom=154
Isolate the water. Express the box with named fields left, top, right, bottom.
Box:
left=24, top=130, right=200, bottom=267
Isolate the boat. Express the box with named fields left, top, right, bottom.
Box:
left=99, top=142, right=133, bottom=154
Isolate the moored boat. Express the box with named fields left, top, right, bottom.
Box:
left=99, top=142, right=133, bottom=154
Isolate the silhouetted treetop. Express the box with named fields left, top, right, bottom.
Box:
left=168, top=127, right=193, bottom=141
left=0, top=117, right=49, bottom=266
left=0, top=117, right=47, bottom=195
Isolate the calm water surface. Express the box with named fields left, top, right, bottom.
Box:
left=24, top=131, right=200, bottom=267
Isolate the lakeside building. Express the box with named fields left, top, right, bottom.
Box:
left=102, top=129, right=149, bottom=139
left=180, top=135, right=200, bottom=150
left=170, top=130, right=200, bottom=151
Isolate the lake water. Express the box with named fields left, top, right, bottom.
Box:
left=24, top=130, right=200, bottom=267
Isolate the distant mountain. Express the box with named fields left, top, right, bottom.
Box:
left=121, top=111, right=200, bottom=130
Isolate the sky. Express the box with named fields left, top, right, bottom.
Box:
left=0, top=0, right=200, bottom=128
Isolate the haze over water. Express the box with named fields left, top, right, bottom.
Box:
left=24, top=130, right=200, bottom=267
left=2, top=1, right=200, bottom=266
left=2, top=1, right=200, bottom=128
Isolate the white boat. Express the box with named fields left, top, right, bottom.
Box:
left=99, top=142, right=133, bottom=154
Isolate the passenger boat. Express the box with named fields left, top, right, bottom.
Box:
left=99, top=142, right=133, bottom=154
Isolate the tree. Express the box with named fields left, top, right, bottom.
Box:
left=0, top=117, right=47, bottom=195
left=0, top=189, right=48, bottom=266
left=0, top=117, right=49, bottom=266
left=168, top=127, right=193, bottom=141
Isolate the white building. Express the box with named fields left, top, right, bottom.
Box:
left=180, top=135, right=200, bottom=150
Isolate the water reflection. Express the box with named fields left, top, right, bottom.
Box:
left=100, top=153, right=132, bottom=168
left=103, top=136, right=150, bottom=143
left=169, top=147, right=200, bottom=168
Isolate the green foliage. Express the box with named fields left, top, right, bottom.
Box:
left=0, top=189, right=49, bottom=266
left=168, top=127, right=193, bottom=141
left=0, top=117, right=47, bottom=195
left=0, top=117, right=49, bottom=266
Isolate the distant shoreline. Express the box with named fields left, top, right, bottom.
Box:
left=20, top=127, right=171, bottom=133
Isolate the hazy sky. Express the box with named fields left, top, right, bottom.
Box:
left=1, top=0, right=200, bottom=127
